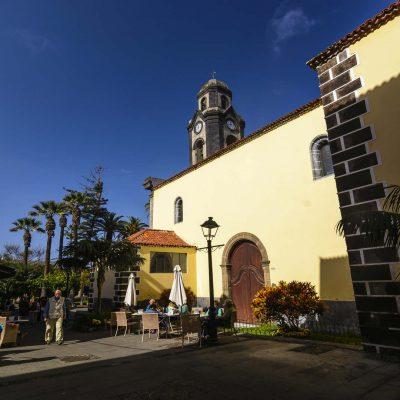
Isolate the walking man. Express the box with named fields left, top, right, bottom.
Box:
left=44, top=289, right=66, bottom=345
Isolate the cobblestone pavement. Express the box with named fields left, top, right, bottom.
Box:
left=1, top=328, right=399, bottom=400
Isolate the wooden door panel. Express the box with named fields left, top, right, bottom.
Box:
left=230, top=241, right=264, bottom=322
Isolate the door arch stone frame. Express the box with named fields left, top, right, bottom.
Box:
left=220, top=232, right=271, bottom=299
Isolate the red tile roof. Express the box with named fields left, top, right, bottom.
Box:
left=307, top=1, right=400, bottom=69
left=153, top=98, right=321, bottom=190
left=128, top=229, right=195, bottom=248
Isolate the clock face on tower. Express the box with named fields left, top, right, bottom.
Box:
left=226, top=119, right=236, bottom=130
left=195, top=121, right=203, bottom=134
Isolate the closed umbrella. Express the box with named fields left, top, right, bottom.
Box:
left=169, top=265, right=187, bottom=307
left=124, top=273, right=137, bottom=307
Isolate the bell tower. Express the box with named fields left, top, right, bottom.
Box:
left=187, top=78, right=245, bottom=165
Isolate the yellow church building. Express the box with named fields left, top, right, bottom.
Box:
left=92, top=2, right=400, bottom=356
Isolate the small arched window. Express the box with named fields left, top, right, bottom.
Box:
left=221, top=95, right=228, bottom=109
left=200, top=97, right=207, bottom=111
left=193, top=139, right=204, bottom=163
left=174, top=197, right=183, bottom=223
left=226, top=135, right=237, bottom=146
left=311, top=135, right=334, bottom=180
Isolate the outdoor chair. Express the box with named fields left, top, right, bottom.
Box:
left=0, top=316, right=19, bottom=348
left=181, top=314, right=202, bottom=348
left=141, top=313, right=159, bottom=342
left=220, top=310, right=239, bottom=340
left=110, top=312, right=135, bottom=337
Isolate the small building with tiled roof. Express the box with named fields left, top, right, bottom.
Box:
left=115, top=229, right=197, bottom=303
left=92, top=228, right=197, bottom=307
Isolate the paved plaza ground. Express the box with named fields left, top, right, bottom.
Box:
left=1, top=325, right=399, bottom=400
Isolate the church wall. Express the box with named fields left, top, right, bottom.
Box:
left=152, top=105, right=352, bottom=306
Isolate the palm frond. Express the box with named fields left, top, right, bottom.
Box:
left=384, top=185, right=400, bottom=214
left=337, top=210, right=400, bottom=249
left=29, top=200, right=59, bottom=218
left=10, top=218, right=44, bottom=233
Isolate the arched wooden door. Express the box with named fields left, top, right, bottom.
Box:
left=230, top=241, right=264, bottom=322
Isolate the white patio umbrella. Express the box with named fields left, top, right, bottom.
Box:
left=169, top=265, right=187, bottom=307
left=124, top=273, right=137, bottom=307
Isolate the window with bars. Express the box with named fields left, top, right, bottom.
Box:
left=174, top=197, right=183, bottom=223
left=150, top=252, right=187, bottom=273
left=311, top=135, right=334, bottom=180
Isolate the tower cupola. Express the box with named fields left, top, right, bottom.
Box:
left=187, top=78, right=245, bottom=165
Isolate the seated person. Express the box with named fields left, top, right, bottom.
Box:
left=216, top=299, right=236, bottom=328
left=166, top=302, right=177, bottom=315
left=145, top=299, right=159, bottom=313
left=178, top=304, right=189, bottom=314
left=205, top=301, right=223, bottom=317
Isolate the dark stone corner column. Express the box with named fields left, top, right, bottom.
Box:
left=313, top=48, right=400, bottom=356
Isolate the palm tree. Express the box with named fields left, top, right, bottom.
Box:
left=97, top=212, right=125, bottom=242
left=69, top=237, right=144, bottom=312
left=10, top=218, right=44, bottom=269
left=63, top=191, right=88, bottom=247
left=121, top=216, right=147, bottom=238
left=55, top=202, right=68, bottom=264
left=29, top=201, right=59, bottom=276
left=337, top=185, right=400, bottom=250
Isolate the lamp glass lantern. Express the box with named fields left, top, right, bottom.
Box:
left=200, top=217, right=219, bottom=241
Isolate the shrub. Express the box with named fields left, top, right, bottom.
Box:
left=72, top=311, right=110, bottom=332
left=158, top=286, right=196, bottom=307
left=252, top=281, right=323, bottom=332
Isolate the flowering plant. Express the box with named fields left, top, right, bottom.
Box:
left=252, top=281, right=323, bottom=331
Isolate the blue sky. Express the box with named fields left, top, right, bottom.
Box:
left=0, top=0, right=392, bottom=253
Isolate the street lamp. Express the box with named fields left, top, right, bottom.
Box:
left=200, top=217, right=220, bottom=341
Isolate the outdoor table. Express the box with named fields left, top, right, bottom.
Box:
left=130, top=312, right=180, bottom=337
left=160, top=313, right=180, bottom=337
left=10, top=318, right=29, bottom=324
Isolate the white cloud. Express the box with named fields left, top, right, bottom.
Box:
left=270, top=7, right=315, bottom=53
left=120, top=168, right=133, bottom=175
left=12, top=29, right=51, bottom=54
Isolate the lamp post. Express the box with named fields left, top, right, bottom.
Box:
left=201, top=217, right=220, bottom=342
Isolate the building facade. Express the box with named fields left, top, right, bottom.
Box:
left=95, top=3, right=400, bottom=355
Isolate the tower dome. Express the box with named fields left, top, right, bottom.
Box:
left=197, top=79, right=232, bottom=98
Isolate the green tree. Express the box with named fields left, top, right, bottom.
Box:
left=121, top=216, right=147, bottom=238
left=80, top=166, right=108, bottom=240
left=9, top=218, right=44, bottom=269
left=97, top=212, right=125, bottom=241
left=29, top=201, right=59, bottom=277
left=63, top=191, right=88, bottom=248
left=67, top=210, right=144, bottom=313
left=0, top=263, right=43, bottom=301
left=337, top=185, right=400, bottom=250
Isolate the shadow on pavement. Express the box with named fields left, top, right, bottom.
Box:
left=2, top=334, right=399, bottom=400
